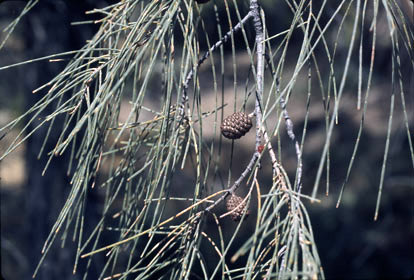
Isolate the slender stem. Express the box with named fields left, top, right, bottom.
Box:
left=263, top=54, right=302, bottom=191
left=250, top=0, right=264, bottom=150
left=205, top=153, right=258, bottom=212
left=279, top=95, right=303, bottom=193
left=181, top=12, right=253, bottom=106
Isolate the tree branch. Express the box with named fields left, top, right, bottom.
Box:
left=204, top=0, right=266, bottom=213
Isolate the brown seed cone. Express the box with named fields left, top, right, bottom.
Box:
left=226, top=194, right=249, bottom=221
left=221, top=112, right=252, bottom=139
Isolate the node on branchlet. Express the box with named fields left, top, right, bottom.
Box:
left=226, top=194, right=249, bottom=221
left=221, top=112, right=252, bottom=140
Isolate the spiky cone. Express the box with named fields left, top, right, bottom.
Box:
left=226, top=194, right=249, bottom=221
left=221, top=112, right=252, bottom=139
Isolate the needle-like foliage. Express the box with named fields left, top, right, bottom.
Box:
left=0, top=0, right=412, bottom=279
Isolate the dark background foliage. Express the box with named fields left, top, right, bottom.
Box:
left=1, top=1, right=413, bottom=279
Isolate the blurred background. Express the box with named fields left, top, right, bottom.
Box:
left=0, top=0, right=413, bottom=279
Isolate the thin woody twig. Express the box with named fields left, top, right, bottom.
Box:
left=279, top=94, right=303, bottom=193
left=181, top=12, right=253, bottom=106
left=251, top=4, right=286, bottom=188
left=250, top=0, right=264, bottom=150
left=263, top=53, right=303, bottom=193
left=205, top=153, right=259, bottom=212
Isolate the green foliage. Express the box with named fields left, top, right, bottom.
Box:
left=0, top=0, right=413, bottom=279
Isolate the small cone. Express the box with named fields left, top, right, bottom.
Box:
left=226, top=194, right=249, bottom=221
left=221, top=112, right=252, bottom=139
